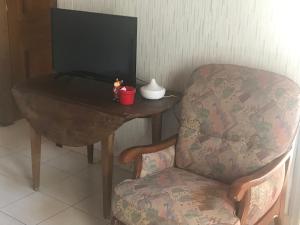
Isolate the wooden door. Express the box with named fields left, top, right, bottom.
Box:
left=7, top=0, right=56, bottom=84
left=0, top=0, right=15, bottom=124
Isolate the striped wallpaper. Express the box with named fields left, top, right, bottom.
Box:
left=56, top=0, right=300, bottom=150
left=58, top=0, right=300, bottom=90
left=57, top=0, right=300, bottom=148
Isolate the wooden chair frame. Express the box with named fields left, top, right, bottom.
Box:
left=112, top=135, right=293, bottom=225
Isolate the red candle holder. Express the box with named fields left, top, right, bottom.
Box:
left=119, top=86, right=136, bottom=105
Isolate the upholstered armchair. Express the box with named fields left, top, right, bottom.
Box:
left=112, top=64, right=300, bottom=225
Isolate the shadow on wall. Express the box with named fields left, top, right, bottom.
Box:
left=112, top=67, right=199, bottom=156
left=113, top=106, right=180, bottom=156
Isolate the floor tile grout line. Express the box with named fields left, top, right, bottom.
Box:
left=0, top=192, right=35, bottom=211
left=69, top=193, right=97, bottom=208
left=0, top=190, right=35, bottom=211
left=70, top=205, right=104, bottom=222
left=0, top=172, right=33, bottom=187
left=72, top=197, right=106, bottom=221
left=0, top=180, right=106, bottom=223
left=35, top=205, right=71, bottom=225
left=0, top=160, right=101, bottom=208
left=67, top=180, right=109, bottom=223
left=0, top=156, right=54, bottom=186
left=0, top=164, right=75, bottom=194
left=0, top=210, right=26, bottom=225
left=39, top=175, right=103, bottom=217
left=35, top=204, right=105, bottom=225
left=36, top=179, right=105, bottom=225
left=0, top=145, right=94, bottom=186
left=1, top=191, right=72, bottom=225
left=0, top=120, right=130, bottom=224
left=37, top=188, right=74, bottom=205
left=39, top=188, right=90, bottom=207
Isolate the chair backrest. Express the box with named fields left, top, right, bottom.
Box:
left=176, top=64, right=300, bottom=183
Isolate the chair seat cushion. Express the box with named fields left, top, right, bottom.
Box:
left=112, top=168, right=240, bottom=225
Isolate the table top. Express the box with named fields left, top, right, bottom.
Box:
left=13, top=75, right=181, bottom=120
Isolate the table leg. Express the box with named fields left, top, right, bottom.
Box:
left=152, top=113, right=162, bottom=144
left=101, top=133, right=115, bottom=219
left=30, top=125, right=41, bottom=191
left=87, top=144, right=94, bottom=164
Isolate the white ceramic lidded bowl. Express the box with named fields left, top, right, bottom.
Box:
left=140, top=79, right=166, bottom=100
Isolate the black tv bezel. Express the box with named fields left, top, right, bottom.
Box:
left=51, top=8, right=137, bottom=86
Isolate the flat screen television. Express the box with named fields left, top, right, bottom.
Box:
left=51, top=8, right=137, bottom=86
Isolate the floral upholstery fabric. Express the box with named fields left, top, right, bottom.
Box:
left=140, top=146, right=175, bottom=178
left=176, top=64, right=300, bottom=183
left=113, top=167, right=240, bottom=225
left=246, top=164, right=285, bottom=225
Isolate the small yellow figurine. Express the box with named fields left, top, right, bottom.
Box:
left=113, top=78, right=123, bottom=101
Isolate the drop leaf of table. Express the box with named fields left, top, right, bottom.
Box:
left=12, top=75, right=180, bottom=219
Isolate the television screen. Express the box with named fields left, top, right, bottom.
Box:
left=51, top=8, right=137, bottom=86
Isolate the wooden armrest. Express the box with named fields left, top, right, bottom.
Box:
left=119, top=135, right=178, bottom=164
left=229, top=150, right=292, bottom=202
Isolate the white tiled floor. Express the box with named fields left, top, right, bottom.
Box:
left=0, top=120, right=132, bottom=225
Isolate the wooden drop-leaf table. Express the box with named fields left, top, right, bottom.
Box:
left=12, top=75, right=180, bottom=219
